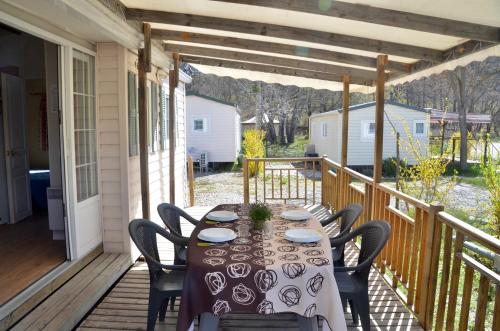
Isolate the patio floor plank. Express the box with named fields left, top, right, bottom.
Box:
left=77, top=205, right=423, bottom=330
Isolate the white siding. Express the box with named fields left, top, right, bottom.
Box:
left=96, top=46, right=188, bottom=255
left=186, top=95, right=239, bottom=162
left=309, top=113, right=341, bottom=161
left=310, top=103, right=429, bottom=166
left=127, top=51, right=188, bottom=228
left=96, top=43, right=129, bottom=253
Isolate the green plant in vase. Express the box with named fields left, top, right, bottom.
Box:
left=249, top=203, right=272, bottom=230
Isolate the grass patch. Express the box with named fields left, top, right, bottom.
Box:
left=445, top=163, right=482, bottom=176
left=266, top=135, right=309, bottom=158
left=457, top=176, right=487, bottom=188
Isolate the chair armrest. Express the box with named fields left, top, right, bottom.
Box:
left=320, top=210, right=342, bottom=227
left=329, top=234, right=351, bottom=248
left=179, top=209, right=200, bottom=226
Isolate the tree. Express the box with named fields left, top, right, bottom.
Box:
left=448, top=63, right=499, bottom=170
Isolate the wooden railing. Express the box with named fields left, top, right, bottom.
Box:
left=244, top=156, right=500, bottom=330
left=243, top=157, right=322, bottom=205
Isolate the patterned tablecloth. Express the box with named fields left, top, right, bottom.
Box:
left=177, top=204, right=347, bottom=331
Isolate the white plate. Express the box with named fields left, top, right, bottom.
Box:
left=280, top=210, right=312, bottom=221
left=206, top=210, right=239, bottom=222
left=284, top=229, right=323, bottom=243
left=198, top=228, right=237, bottom=243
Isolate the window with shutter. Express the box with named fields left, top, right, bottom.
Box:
left=150, top=82, right=158, bottom=153
left=160, top=84, right=169, bottom=150
left=128, top=71, right=138, bottom=156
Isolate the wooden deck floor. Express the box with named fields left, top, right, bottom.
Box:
left=78, top=205, right=423, bottom=331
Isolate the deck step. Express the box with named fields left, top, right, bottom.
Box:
left=11, top=253, right=132, bottom=331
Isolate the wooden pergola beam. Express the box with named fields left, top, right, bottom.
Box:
left=165, top=43, right=381, bottom=82
left=153, top=29, right=410, bottom=73
left=125, top=9, right=443, bottom=61
left=215, top=0, right=500, bottom=43
left=181, top=55, right=374, bottom=86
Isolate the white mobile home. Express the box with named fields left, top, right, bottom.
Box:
left=0, top=1, right=190, bottom=327
left=186, top=92, right=241, bottom=163
left=309, top=101, right=429, bottom=166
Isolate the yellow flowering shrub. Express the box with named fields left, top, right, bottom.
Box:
left=243, top=129, right=265, bottom=176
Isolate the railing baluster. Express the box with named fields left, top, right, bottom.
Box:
left=493, top=285, right=500, bottom=331
left=457, top=265, right=474, bottom=331
left=445, top=232, right=464, bottom=331
left=279, top=169, right=283, bottom=200
left=435, top=224, right=453, bottom=331
left=474, top=275, right=490, bottom=330
left=271, top=169, right=274, bottom=200
left=288, top=169, right=291, bottom=200
left=254, top=159, right=258, bottom=203
left=304, top=161, right=307, bottom=205
left=407, top=207, right=422, bottom=307
left=263, top=161, right=266, bottom=203
left=312, top=160, right=316, bottom=205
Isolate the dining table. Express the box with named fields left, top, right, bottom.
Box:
left=177, top=204, right=347, bottom=331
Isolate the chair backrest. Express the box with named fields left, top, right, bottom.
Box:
left=341, top=220, right=391, bottom=282
left=157, top=203, right=184, bottom=236
left=128, top=219, right=164, bottom=280
left=337, top=203, right=363, bottom=235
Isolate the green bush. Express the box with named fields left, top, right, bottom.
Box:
left=243, top=129, right=265, bottom=176
left=382, top=157, right=406, bottom=177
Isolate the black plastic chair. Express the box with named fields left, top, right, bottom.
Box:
left=129, top=219, right=187, bottom=331
left=331, top=220, right=391, bottom=331
left=321, top=204, right=363, bottom=267
left=157, top=203, right=199, bottom=265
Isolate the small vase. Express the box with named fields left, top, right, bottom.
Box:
left=252, top=219, right=265, bottom=231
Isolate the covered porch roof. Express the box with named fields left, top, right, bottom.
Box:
left=121, top=0, right=499, bottom=91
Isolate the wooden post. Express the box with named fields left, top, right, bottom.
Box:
left=484, top=124, right=491, bottom=162
left=452, top=138, right=456, bottom=163
left=173, top=53, right=180, bottom=86
left=168, top=71, right=176, bottom=204
left=373, top=55, right=387, bottom=183
left=143, top=23, right=151, bottom=73
left=395, top=132, right=400, bottom=209
left=372, top=54, right=388, bottom=217
left=421, top=205, right=444, bottom=329
left=341, top=75, right=350, bottom=167
left=169, top=53, right=180, bottom=204
left=188, top=156, right=195, bottom=207
left=138, top=48, right=150, bottom=219
left=243, top=158, right=249, bottom=203
left=440, top=122, right=447, bottom=156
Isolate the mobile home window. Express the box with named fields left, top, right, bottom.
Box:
left=150, top=82, right=158, bottom=153
left=362, top=121, right=376, bottom=139
left=414, top=120, right=426, bottom=136
left=73, top=50, right=98, bottom=202
left=193, top=118, right=207, bottom=133
left=321, top=122, right=327, bottom=137
left=160, top=84, right=169, bottom=151
left=128, top=72, right=139, bottom=156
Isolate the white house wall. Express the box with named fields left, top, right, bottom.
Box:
left=126, top=50, right=187, bottom=223
left=310, top=104, right=429, bottom=166
left=96, top=43, right=130, bottom=253
left=309, top=113, right=340, bottom=161
left=186, top=95, right=239, bottom=163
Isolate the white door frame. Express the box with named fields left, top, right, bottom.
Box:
left=0, top=10, right=101, bottom=261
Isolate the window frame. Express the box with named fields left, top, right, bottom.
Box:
left=159, top=83, right=169, bottom=151
left=192, top=117, right=208, bottom=134
left=321, top=122, right=328, bottom=138
left=413, top=120, right=427, bottom=136
left=361, top=120, right=376, bottom=140
left=127, top=71, right=139, bottom=157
